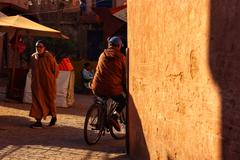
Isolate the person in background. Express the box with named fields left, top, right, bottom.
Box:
left=82, top=62, right=94, bottom=91
left=29, top=40, right=59, bottom=128
left=91, top=36, right=126, bottom=131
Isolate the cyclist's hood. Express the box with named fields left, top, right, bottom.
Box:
left=103, top=48, right=123, bottom=59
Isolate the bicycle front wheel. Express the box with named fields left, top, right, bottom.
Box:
left=84, top=103, right=102, bottom=145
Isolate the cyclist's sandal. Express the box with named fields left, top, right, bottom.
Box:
left=110, top=118, right=121, bottom=131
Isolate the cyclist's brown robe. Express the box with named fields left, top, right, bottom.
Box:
left=29, top=51, right=59, bottom=119
left=91, top=47, right=126, bottom=97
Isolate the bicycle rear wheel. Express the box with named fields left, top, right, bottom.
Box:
left=84, top=103, right=102, bottom=145
left=110, top=106, right=126, bottom=140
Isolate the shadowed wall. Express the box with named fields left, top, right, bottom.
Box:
left=210, top=1, right=240, bottom=159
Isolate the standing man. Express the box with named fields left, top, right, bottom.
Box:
left=91, top=36, right=126, bottom=131
left=29, top=40, right=59, bottom=128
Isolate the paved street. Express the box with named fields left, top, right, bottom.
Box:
left=0, top=94, right=129, bottom=160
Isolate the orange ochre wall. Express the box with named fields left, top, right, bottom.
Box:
left=128, top=1, right=223, bottom=159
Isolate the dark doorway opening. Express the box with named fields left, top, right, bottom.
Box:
left=87, top=30, right=103, bottom=61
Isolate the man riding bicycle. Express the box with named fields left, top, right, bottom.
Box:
left=91, top=36, right=126, bottom=131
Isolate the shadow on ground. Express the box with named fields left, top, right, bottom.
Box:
left=0, top=115, right=126, bottom=157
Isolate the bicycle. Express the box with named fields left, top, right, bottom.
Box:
left=83, top=96, right=126, bottom=145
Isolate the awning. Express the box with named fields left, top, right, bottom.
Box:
left=111, top=5, right=127, bottom=22
left=0, top=15, right=69, bottom=39
left=0, top=12, right=7, bottom=17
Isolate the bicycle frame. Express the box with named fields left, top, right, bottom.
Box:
left=95, top=97, right=116, bottom=132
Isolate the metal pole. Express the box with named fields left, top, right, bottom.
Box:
left=9, top=30, right=18, bottom=98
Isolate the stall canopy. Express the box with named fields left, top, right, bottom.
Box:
left=0, top=15, right=69, bottom=39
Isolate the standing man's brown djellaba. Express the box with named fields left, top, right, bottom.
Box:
left=29, top=40, right=59, bottom=128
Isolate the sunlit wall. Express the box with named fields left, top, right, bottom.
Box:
left=128, top=1, right=222, bottom=159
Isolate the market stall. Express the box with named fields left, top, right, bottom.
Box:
left=0, top=15, right=69, bottom=100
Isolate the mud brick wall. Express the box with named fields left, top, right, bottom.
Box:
left=128, top=1, right=240, bottom=159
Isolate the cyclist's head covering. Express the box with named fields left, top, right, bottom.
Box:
left=107, top=36, right=123, bottom=47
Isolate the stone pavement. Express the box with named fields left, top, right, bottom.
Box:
left=0, top=94, right=129, bottom=160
